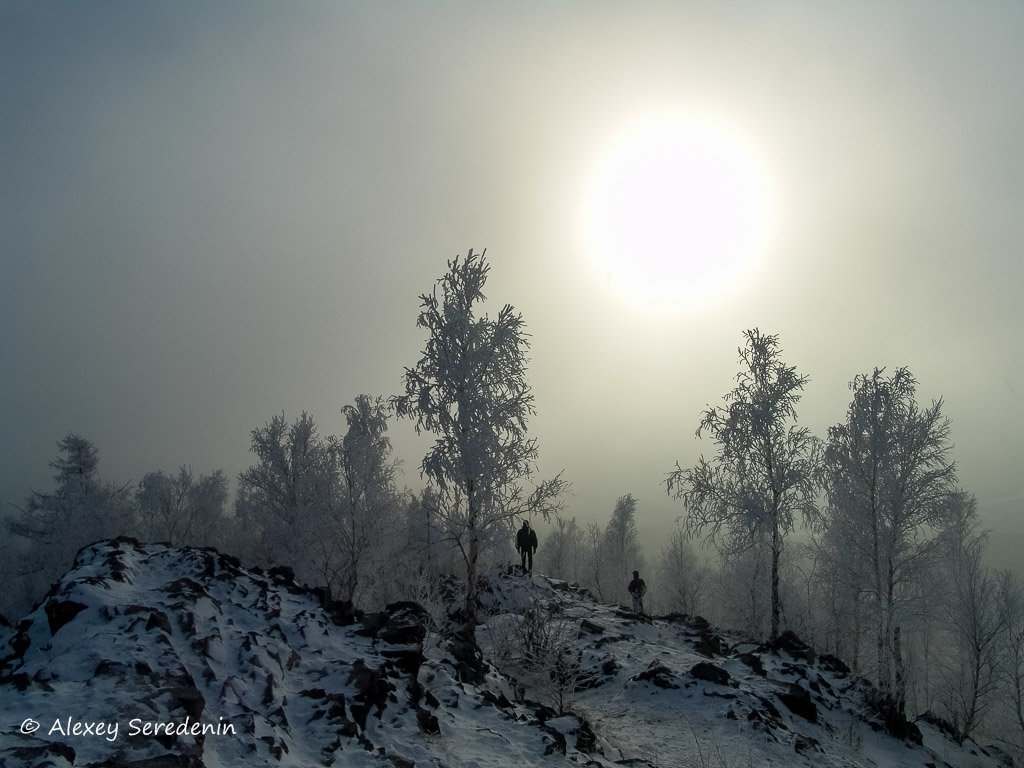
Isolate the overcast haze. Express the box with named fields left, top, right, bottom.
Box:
left=2, top=2, right=1022, bottom=567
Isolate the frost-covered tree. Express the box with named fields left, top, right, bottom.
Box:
left=603, top=493, right=642, bottom=605
left=935, top=493, right=1012, bottom=744
left=393, top=249, right=566, bottom=644
left=656, top=525, right=709, bottom=616
left=666, top=329, right=818, bottom=640
left=715, top=542, right=772, bottom=635
left=235, top=412, right=337, bottom=581
left=1002, top=575, right=1024, bottom=760
left=583, top=519, right=608, bottom=602
left=135, top=466, right=228, bottom=546
left=317, top=394, right=401, bottom=606
left=538, top=515, right=586, bottom=584
left=819, top=367, right=958, bottom=710
left=399, top=488, right=449, bottom=581
left=4, top=433, right=132, bottom=614
left=809, top=519, right=872, bottom=669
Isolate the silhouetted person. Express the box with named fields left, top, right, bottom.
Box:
left=516, top=520, right=538, bottom=574
left=628, top=570, right=647, bottom=614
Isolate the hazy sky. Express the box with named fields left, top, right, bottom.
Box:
left=3, top=2, right=1023, bottom=566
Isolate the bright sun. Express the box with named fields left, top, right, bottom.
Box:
left=582, top=112, right=776, bottom=313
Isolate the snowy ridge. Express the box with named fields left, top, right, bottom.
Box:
left=0, top=539, right=1012, bottom=768
left=479, top=575, right=1013, bottom=768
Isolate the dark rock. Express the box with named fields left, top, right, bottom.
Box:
left=262, top=672, right=276, bottom=706
left=1, top=672, right=31, bottom=690
left=11, top=741, right=80, bottom=765
left=694, top=627, right=729, bottom=658
left=145, top=610, right=173, bottom=635
left=770, top=630, right=815, bottom=663
left=347, top=659, right=396, bottom=728
left=738, top=652, right=766, bottom=677
left=10, top=620, right=32, bottom=658
left=260, top=735, right=289, bottom=759
left=217, top=552, right=242, bottom=571
left=871, top=693, right=923, bottom=745
left=378, top=602, right=430, bottom=646
left=167, top=684, right=206, bottom=720
left=779, top=662, right=807, bottom=680
left=819, top=652, right=850, bottom=677
left=44, top=599, right=87, bottom=635
left=690, top=662, right=732, bottom=687
left=478, top=688, right=514, bottom=709
left=533, top=704, right=558, bottom=724
left=794, top=734, right=821, bottom=754
left=448, top=628, right=485, bottom=685
left=417, top=706, right=441, bottom=734
left=689, top=615, right=711, bottom=631
left=579, top=618, right=605, bottom=636
left=633, top=661, right=679, bottom=689
left=776, top=683, right=817, bottom=723
left=320, top=594, right=361, bottom=626
left=94, top=659, right=127, bottom=678
left=575, top=719, right=597, bottom=754
left=540, top=724, right=567, bottom=755
left=165, top=578, right=208, bottom=601
left=268, top=565, right=296, bottom=587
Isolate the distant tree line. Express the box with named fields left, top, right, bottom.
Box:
left=2, top=250, right=1023, bottom=758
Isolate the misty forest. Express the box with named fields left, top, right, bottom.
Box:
left=3, top=250, right=1023, bottom=764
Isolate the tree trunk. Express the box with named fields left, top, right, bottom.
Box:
left=464, top=479, right=479, bottom=637
left=770, top=517, right=781, bottom=641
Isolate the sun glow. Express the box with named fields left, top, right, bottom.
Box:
left=582, top=112, right=776, bottom=313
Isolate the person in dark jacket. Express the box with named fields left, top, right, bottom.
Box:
left=628, top=570, right=647, bottom=615
left=516, top=521, right=538, bottom=574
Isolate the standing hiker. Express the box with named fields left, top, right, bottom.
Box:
left=628, top=570, right=647, bottom=615
left=516, top=520, right=538, bottom=574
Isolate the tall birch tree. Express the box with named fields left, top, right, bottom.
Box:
left=819, top=367, right=958, bottom=712
left=393, top=249, right=566, bottom=649
left=666, top=328, right=818, bottom=640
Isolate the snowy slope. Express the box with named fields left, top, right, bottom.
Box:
left=0, top=539, right=587, bottom=767
left=0, top=539, right=1012, bottom=768
left=478, top=574, right=1012, bottom=768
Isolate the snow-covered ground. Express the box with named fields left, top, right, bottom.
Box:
left=0, top=539, right=1013, bottom=767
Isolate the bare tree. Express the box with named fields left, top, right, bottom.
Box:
left=666, top=329, right=818, bottom=640
left=655, top=525, right=709, bottom=616
left=235, top=412, right=337, bottom=582
left=936, top=494, right=1012, bottom=743
left=320, top=394, right=401, bottom=605
left=513, top=598, right=584, bottom=714
left=135, top=466, right=228, bottom=546
left=583, top=519, right=608, bottom=602
left=604, top=493, right=642, bottom=605
left=819, top=367, right=958, bottom=711
left=808, top=521, right=871, bottom=670
left=392, top=249, right=566, bottom=645
left=538, top=515, right=586, bottom=584
left=1002, top=575, right=1024, bottom=760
